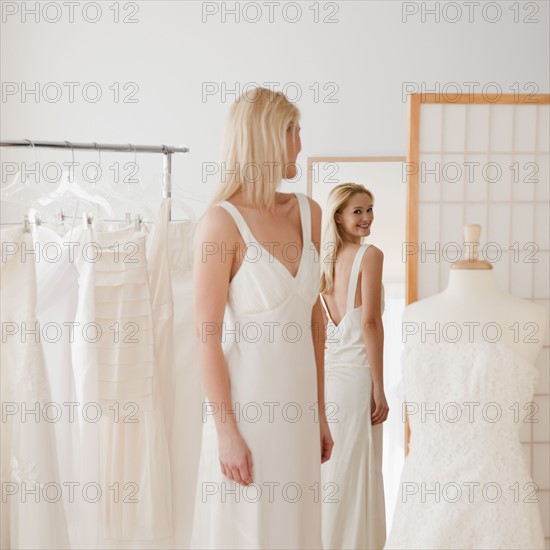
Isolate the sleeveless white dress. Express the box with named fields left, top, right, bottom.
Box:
left=319, top=243, right=387, bottom=550
left=190, top=192, right=323, bottom=550
left=385, top=341, right=546, bottom=550
left=166, top=215, right=203, bottom=550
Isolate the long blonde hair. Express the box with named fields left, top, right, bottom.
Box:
left=209, top=86, right=301, bottom=211
left=320, top=183, right=375, bottom=294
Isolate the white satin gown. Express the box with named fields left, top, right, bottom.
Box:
left=190, top=192, right=323, bottom=550
left=320, top=243, right=387, bottom=550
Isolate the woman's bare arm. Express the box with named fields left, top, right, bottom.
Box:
left=359, top=246, right=384, bottom=388
left=309, top=198, right=334, bottom=461
left=193, top=206, right=239, bottom=436
left=359, top=246, right=389, bottom=424
left=193, top=206, right=254, bottom=484
left=308, top=198, right=327, bottom=420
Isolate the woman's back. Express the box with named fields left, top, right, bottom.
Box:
left=320, top=242, right=387, bottom=550
left=320, top=243, right=385, bottom=366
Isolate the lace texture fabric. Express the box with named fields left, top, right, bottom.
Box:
left=385, top=341, right=545, bottom=550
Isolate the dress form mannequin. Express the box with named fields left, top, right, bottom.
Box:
left=402, top=225, right=547, bottom=365
left=385, top=224, right=548, bottom=550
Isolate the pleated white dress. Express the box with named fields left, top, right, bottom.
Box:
left=190, top=192, right=323, bottom=550
left=76, top=218, right=172, bottom=548
left=320, top=243, right=387, bottom=550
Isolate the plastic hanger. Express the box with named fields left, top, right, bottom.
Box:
left=101, top=143, right=157, bottom=221
left=36, top=141, right=113, bottom=218
left=1, top=139, right=42, bottom=210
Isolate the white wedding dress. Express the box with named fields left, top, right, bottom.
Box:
left=190, top=192, right=323, bottom=550
left=166, top=213, right=203, bottom=550
left=34, top=224, right=80, bottom=549
left=70, top=217, right=172, bottom=549
left=0, top=226, right=70, bottom=549
left=320, top=243, right=387, bottom=550
left=385, top=341, right=546, bottom=550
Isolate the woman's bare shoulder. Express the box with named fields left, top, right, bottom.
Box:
left=365, top=243, right=383, bottom=257
left=197, top=203, right=239, bottom=239
left=303, top=194, right=321, bottom=214
left=361, top=244, right=384, bottom=267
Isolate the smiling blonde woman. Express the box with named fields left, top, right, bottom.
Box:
left=319, top=182, right=388, bottom=550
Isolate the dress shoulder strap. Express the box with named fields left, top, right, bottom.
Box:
left=216, top=201, right=256, bottom=244
left=319, top=293, right=332, bottom=321
left=346, top=243, right=371, bottom=313
left=294, top=192, right=311, bottom=244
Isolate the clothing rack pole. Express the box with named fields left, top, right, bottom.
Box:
left=163, top=152, right=172, bottom=222
left=0, top=140, right=189, bottom=221
left=0, top=140, right=189, bottom=155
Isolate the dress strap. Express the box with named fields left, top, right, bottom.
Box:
left=346, top=244, right=371, bottom=313
left=319, top=293, right=332, bottom=322
left=294, top=192, right=311, bottom=244
left=218, top=194, right=309, bottom=249
left=216, top=201, right=257, bottom=245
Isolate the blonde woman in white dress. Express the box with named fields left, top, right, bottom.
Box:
left=320, top=183, right=389, bottom=550
left=190, top=87, right=334, bottom=549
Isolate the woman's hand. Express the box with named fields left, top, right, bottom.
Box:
left=320, top=418, right=334, bottom=463
left=218, top=429, right=254, bottom=486
left=371, top=384, right=389, bottom=425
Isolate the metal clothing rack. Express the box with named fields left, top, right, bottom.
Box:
left=0, top=139, right=190, bottom=222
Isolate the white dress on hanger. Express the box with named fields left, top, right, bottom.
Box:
left=166, top=212, right=203, bottom=550
left=0, top=226, right=70, bottom=550
left=146, top=198, right=203, bottom=550
left=319, top=243, right=387, bottom=550
left=34, top=224, right=80, bottom=549
left=70, top=221, right=102, bottom=549
left=385, top=341, right=546, bottom=550
left=146, top=199, right=175, bottom=442
left=190, top=192, right=323, bottom=550
left=74, top=219, right=172, bottom=549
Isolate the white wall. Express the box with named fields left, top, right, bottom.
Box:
left=2, top=0, right=548, bottom=215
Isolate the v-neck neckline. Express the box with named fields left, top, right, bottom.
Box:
left=230, top=193, right=306, bottom=281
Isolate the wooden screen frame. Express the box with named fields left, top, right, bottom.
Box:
left=405, top=92, right=550, bottom=453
